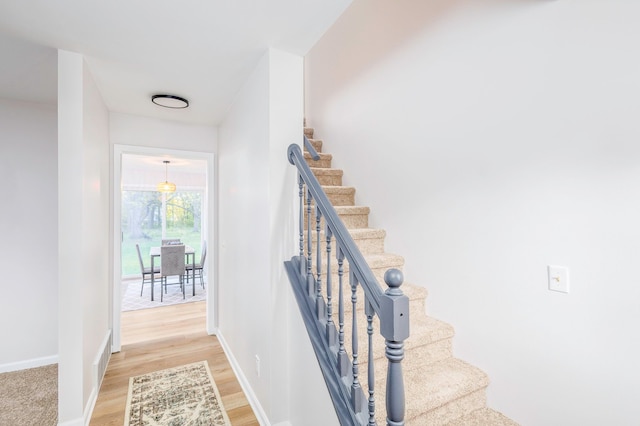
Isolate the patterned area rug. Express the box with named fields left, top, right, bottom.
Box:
left=121, top=278, right=206, bottom=311
left=125, top=361, right=231, bottom=426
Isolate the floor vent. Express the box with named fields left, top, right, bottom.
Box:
left=93, top=330, right=112, bottom=389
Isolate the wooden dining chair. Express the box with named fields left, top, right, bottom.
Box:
left=136, top=243, right=160, bottom=296
left=186, top=240, right=207, bottom=288
left=160, top=244, right=186, bottom=301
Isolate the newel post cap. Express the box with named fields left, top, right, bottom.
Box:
left=380, top=268, right=410, bottom=341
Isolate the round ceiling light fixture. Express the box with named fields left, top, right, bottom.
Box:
left=151, top=94, right=189, bottom=109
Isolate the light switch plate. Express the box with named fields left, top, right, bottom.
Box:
left=548, top=265, right=570, bottom=293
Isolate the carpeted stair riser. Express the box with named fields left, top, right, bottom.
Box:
left=444, top=408, right=520, bottom=426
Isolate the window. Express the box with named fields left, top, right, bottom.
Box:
left=121, top=190, right=203, bottom=277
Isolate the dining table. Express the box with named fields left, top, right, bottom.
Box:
left=149, top=245, right=196, bottom=301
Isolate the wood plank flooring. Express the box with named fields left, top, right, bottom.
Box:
left=90, top=301, right=259, bottom=425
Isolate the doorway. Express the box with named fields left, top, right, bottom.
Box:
left=112, top=145, right=217, bottom=351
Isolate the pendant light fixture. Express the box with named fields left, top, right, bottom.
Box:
left=157, top=160, right=177, bottom=193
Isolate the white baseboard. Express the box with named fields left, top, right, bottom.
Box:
left=56, top=397, right=95, bottom=426
left=0, top=354, right=58, bottom=373
left=82, top=386, right=98, bottom=426
left=57, top=418, right=84, bottom=426
left=216, top=330, right=270, bottom=426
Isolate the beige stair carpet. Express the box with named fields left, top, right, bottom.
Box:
left=302, top=127, right=518, bottom=425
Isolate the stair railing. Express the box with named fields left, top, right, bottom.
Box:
left=284, top=137, right=410, bottom=425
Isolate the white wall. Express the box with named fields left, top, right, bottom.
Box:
left=58, top=50, right=111, bottom=425
left=218, top=49, right=272, bottom=420
left=305, top=1, right=640, bottom=425
left=58, top=50, right=85, bottom=424
left=81, top=58, right=111, bottom=412
left=0, top=98, right=58, bottom=371
left=218, top=48, right=336, bottom=424
left=110, top=112, right=218, bottom=153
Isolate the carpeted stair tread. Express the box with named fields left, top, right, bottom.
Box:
left=335, top=205, right=370, bottom=228
left=311, top=167, right=343, bottom=186
left=334, top=205, right=370, bottom=215
left=345, top=304, right=455, bottom=355
left=324, top=280, right=427, bottom=319
left=393, top=281, right=427, bottom=303
left=306, top=205, right=370, bottom=229
left=445, top=408, right=519, bottom=426
left=362, top=252, right=405, bottom=269
left=304, top=127, right=314, bottom=138
left=397, top=358, right=489, bottom=423
left=311, top=228, right=386, bottom=255
left=327, top=280, right=425, bottom=305
left=322, top=185, right=355, bottom=192
left=360, top=314, right=455, bottom=365
left=320, top=252, right=405, bottom=284
left=409, top=314, right=455, bottom=347
left=305, top=138, right=323, bottom=153
left=311, top=167, right=342, bottom=176
left=316, top=251, right=404, bottom=273
left=304, top=151, right=332, bottom=168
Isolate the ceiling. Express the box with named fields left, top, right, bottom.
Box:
left=0, top=0, right=351, bottom=126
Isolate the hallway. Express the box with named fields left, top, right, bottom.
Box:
left=90, top=302, right=259, bottom=425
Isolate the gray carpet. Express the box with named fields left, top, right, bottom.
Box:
left=0, top=364, right=57, bottom=426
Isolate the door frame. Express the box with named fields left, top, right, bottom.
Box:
left=111, top=144, right=217, bottom=351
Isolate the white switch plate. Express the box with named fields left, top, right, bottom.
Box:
left=255, top=355, right=261, bottom=377
left=548, top=265, right=570, bottom=293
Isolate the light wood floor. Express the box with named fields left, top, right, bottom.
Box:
left=90, top=301, right=259, bottom=425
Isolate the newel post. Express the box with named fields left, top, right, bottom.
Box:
left=380, top=269, right=409, bottom=426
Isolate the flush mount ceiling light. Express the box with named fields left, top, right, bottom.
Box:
left=157, top=160, right=177, bottom=193
left=151, top=94, right=189, bottom=109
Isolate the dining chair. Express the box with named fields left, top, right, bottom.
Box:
left=162, top=238, right=181, bottom=245
left=160, top=244, right=186, bottom=301
left=185, top=240, right=207, bottom=288
left=136, top=243, right=160, bottom=296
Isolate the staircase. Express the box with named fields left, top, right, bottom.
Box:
left=302, top=127, right=518, bottom=425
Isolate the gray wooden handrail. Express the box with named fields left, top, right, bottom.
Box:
left=288, top=143, right=385, bottom=316
left=304, top=135, right=321, bottom=161
left=286, top=139, right=409, bottom=425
